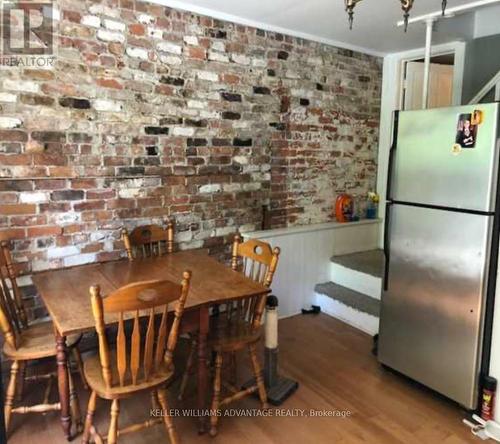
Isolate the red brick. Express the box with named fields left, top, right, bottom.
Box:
left=129, top=24, right=145, bottom=35
left=71, top=179, right=97, bottom=189
left=81, top=243, right=103, bottom=253
left=187, top=47, right=206, bottom=60
left=108, top=43, right=124, bottom=56
left=222, top=74, right=240, bottom=85
left=86, top=189, right=116, bottom=199
left=0, top=131, right=28, bottom=142
left=34, top=179, right=67, bottom=190
left=63, top=10, right=81, bottom=22
left=0, top=204, right=36, bottom=215
left=33, top=153, right=67, bottom=166
left=154, top=84, right=174, bottom=96
left=0, top=228, right=26, bottom=240
left=41, top=83, right=76, bottom=96
left=63, top=224, right=84, bottom=234
left=0, top=154, right=32, bottom=165
left=97, top=251, right=122, bottom=262
left=0, top=193, right=18, bottom=204
left=27, top=226, right=63, bottom=237
left=81, top=211, right=112, bottom=222
left=48, top=167, right=77, bottom=177
left=73, top=201, right=105, bottom=211
left=24, top=69, right=55, bottom=80
left=96, top=78, right=124, bottom=89
left=10, top=215, right=47, bottom=226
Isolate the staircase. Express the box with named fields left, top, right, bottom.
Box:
left=469, top=69, right=500, bottom=104
left=314, top=249, right=384, bottom=336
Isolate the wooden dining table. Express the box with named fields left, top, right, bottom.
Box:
left=32, top=250, right=270, bottom=441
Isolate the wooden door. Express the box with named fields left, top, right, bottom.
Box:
left=403, top=61, right=454, bottom=110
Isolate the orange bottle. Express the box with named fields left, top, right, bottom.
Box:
left=335, top=194, right=354, bottom=223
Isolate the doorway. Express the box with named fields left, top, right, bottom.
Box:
left=401, top=53, right=455, bottom=110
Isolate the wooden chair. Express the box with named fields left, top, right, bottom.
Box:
left=0, top=241, right=85, bottom=436
left=178, top=234, right=280, bottom=436
left=82, top=271, right=192, bottom=444
left=122, top=221, right=174, bottom=260
left=209, top=235, right=280, bottom=436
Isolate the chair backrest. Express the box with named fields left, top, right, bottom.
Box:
left=122, top=221, right=174, bottom=260
left=224, top=234, right=280, bottom=329
left=89, top=271, right=191, bottom=389
left=0, top=241, right=28, bottom=349
left=231, top=234, right=280, bottom=288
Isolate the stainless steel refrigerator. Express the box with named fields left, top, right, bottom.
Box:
left=379, top=102, right=500, bottom=409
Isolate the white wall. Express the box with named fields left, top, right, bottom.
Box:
left=244, top=220, right=381, bottom=318
left=474, top=5, right=500, bottom=38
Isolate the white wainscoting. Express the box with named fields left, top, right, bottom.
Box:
left=244, top=219, right=381, bottom=319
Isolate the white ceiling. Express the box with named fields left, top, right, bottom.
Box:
left=155, top=0, right=497, bottom=55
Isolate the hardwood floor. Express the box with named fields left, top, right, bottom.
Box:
left=7, top=314, right=479, bottom=444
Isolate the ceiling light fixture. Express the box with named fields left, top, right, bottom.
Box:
left=345, top=0, right=456, bottom=31
left=399, top=0, right=415, bottom=32
left=344, top=0, right=363, bottom=30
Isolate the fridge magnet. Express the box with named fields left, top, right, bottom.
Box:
left=455, top=111, right=483, bottom=149
left=451, top=144, right=462, bottom=155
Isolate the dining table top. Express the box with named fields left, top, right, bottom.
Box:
left=32, top=250, right=270, bottom=336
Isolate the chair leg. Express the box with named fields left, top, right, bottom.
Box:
left=68, top=366, right=82, bottom=433
left=73, top=347, right=88, bottom=390
left=151, top=390, right=160, bottom=410
left=82, top=390, right=97, bottom=444
left=5, top=360, right=19, bottom=433
left=230, top=351, right=237, bottom=385
left=16, top=361, right=26, bottom=402
left=249, top=345, right=269, bottom=410
left=107, top=399, right=119, bottom=444
left=157, top=388, right=179, bottom=444
left=209, top=352, right=223, bottom=437
left=178, top=336, right=197, bottom=401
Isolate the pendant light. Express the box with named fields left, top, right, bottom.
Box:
left=344, top=0, right=363, bottom=30
left=442, top=0, right=448, bottom=15
left=400, top=0, right=415, bottom=32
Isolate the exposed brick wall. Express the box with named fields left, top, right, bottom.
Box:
left=0, top=0, right=382, bottom=287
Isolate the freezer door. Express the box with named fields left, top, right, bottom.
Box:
left=390, top=103, right=500, bottom=212
left=379, top=204, right=492, bottom=409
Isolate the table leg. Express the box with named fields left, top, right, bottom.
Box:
left=56, top=332, right=72, bottom=441
left=197, top=306, right=209, bottom=434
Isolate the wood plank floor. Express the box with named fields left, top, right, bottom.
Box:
left=8, top=314, right=479, bottom=444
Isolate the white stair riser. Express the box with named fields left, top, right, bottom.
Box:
left=314, top=292, right=379, bottom=336
left=330, top=263, right=382, bottom=300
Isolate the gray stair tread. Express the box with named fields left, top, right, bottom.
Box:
left=331, top=249, right=384, bottom=278
left=20, top=285, right=38, bottom=298
left=314, top=282, right=380, bottom=317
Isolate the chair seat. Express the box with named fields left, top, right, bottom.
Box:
left=208, top=318, right=262, bottom=352
left=3, top=321, right=82, bottom=360
left=83, top=352, right=174, bottom=400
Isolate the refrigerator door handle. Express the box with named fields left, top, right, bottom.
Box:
left=383, top=111, right=398, bottom=291
left=383, top=201, right=392, bottom=292
left=386, top=110, right=399, bottom=201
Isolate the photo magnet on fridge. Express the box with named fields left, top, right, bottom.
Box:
left=455, top=110, right=483, bottom=149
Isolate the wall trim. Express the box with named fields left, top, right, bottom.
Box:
left=244, top=219, right=382, bottom=240
left=147, top=0, right=386, bottom=57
